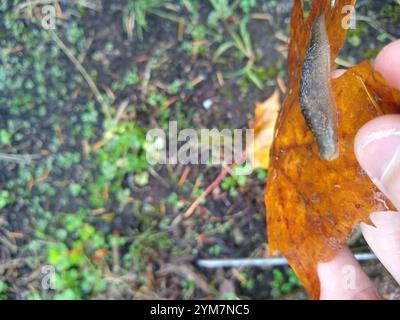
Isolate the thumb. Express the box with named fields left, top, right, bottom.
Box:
left=355, top=116, right=400, bottom=286
left=355, top=115, right=400, bottom=210
left=354, top=40, right=400, bottom=209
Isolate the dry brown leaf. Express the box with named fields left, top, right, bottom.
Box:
left=247, top=90, right=281, bottom=169
left=265, top=0, right=400, bottom=299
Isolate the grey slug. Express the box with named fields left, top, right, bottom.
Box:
left=300, top=14, right=339, bottom=161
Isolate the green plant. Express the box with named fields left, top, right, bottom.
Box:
left=207, top=0, right=234, bottom=27
left=221, top=164, right=248, bottom=197
left=210, top=6, right=263, bottom=88
left=237, top=268, right=256, bottom=291
left=123, top=228, right=172, bottom=280
left=269, top=268, right=301, bottom=298
left=163, top=192, right=185, bottom=211
left=0, top=190, right=13, bottom=209
left=239, top=0, right=257, bottom=14
left=0, top=281, right=8, bottom=300
left=255, top=168, right=267, bottom=182
left=208, top=244, right=222, bottom=256
left=0, top=129, right=12, bottom=145
left=89, top=122, right=149, bottom=208
left=123, top=0, right=174, bottom=40
left=381, top=3, right=400, bottom=24
left=111, top=66, right=140, bottom=92
left=181, top=279, right=196, bottom=299
left=46, top=214, right=108, bottom=299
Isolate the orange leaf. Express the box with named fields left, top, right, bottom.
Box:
left=266, top=0, right=400, bottom=299
left=247, top=90, right=281, bottom=169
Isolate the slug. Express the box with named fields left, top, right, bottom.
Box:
left=300, top=14, right=339, bottom=161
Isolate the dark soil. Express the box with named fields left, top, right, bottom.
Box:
left=1, top=0, right=400, bottom=300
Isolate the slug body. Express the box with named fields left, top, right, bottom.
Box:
left=300, top=14, right=339, bottom=161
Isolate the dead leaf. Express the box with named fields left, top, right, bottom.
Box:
left=248, top=90, right=281, bottom=169
left=266, top=0, right=400, bottom=299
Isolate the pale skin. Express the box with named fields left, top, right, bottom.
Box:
left=318, top=40, right=400, bottom=299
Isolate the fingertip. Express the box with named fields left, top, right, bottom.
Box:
left=374, top=40, right=400, bottom=90
left=354, top=114, right=400, bottom=164
left=354, top=115, right=400, bottom=210
left=332, top=69, right=346, bottom=79
left=361, top=211, right=400, bottom=285
left=318, top=247, right=380, bottom=300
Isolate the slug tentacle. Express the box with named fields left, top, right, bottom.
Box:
left=300, top=14, right=339, bottom=161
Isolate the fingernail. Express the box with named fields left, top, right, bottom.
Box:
left=355, top=116, right=400, bottom=209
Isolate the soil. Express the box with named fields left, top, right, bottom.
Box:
left=1, top=0, right=400, bottom=300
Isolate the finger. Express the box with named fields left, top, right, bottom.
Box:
left=333, top=40, right=400, bottom=89
left=361, top=211, right=400, bottom=285
left=355, top=114, right=400, bottom=210
left=354, top=40, right=400, bottom=205
left=321, top=41, right=400, bottom=300
left=332, top=69, right=346, bottom=79
left=374, top=39, right=400, bottom=90
left=318, top=247, right=380, bottom=299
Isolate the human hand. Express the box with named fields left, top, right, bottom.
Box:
left=318, top=40, right=400, bottom=300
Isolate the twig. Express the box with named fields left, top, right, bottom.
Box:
left=0, top=258, right=25, bottom=273
left=148, top=167, right=170, bottom=189
left=14, top=0, right=59, bottom=14
left=357, top=15, right=396, bottom=42
left=197, top=253, right=377, bottom=269
left=0, top=153, right=40, bottom=164
left=114, top=99, right=129, bottom=123
left=172, top=152, right=247, bottom=226
left=354, top=73, right=384, bottom=114
left=74, top=0, right=102, bottom=11
left=335, top=57, right=355, bottom=68
left=178, top=167, right=191, bottom=186
left=112, top=231, right=120, bottom=273
left=49, top=30, right=111, bottom=119
left=14, top=0, right=101, bottom=14
left=0, top=238, right=18, bottom=254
